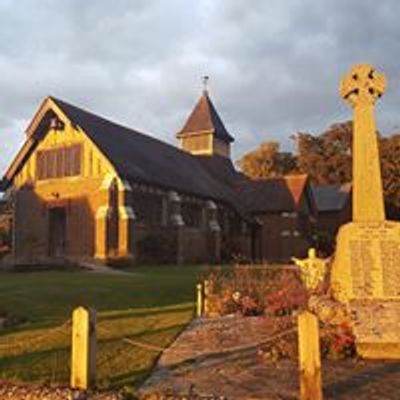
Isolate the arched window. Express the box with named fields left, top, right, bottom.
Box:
left=133, top=190, right=163, bottom=226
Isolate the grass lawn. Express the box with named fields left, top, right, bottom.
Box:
left=0, top=265, right=209, bottom=389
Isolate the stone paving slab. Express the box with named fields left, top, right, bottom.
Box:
left=140, top=315, right=400, bottom=399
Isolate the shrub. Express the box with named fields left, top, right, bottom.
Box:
left=320, top=322, right=356, bottom=360
left=264, top=271, right=308, bottom=316
left=258, top=320, right=357, bottom=363
left=204, top=265, right=308, bottom=317
left=136, top=233, right=177, bottom=264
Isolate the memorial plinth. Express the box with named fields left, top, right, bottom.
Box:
left=331, top=64, right=400, bottom=359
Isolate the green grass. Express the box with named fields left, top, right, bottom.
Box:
left=0, top=265, right=209, bottom=389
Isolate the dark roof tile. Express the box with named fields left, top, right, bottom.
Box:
left=51, top=97, right=240, bottom=207
left=312, top=183, right=351, bottom=212
left=236, top=175, right=309, bottom=213
left=177, top=91, right=234, bottom=143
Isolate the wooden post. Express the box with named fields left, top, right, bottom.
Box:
left=71, top=307, right=96, bottom=390
left=298, top=311, right=323, bottom=400
left=196, top=283, right=203, bottom=318
left=203, top=280, right=209, bottom=317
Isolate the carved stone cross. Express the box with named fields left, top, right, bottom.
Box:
left=340, top=64, right=386, bottom=108
left=340, top=64, right=386, bottom=222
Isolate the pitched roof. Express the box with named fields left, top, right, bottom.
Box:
left=3, top=98, right=246, bottom=214
left=50, top=98, right=241, bottom=204
left=192, top=158, right=313, bottom=215
left=177, top=91, right=234, bottom=143
left=3, top=96, right=314, bottom=221
left=312, top=183, right=351, bottom=212
left=196, top=155, right=247, bottom=187
left=284, top=175, right=309, bottom=204
left=236, top=175, right=310, bottom=213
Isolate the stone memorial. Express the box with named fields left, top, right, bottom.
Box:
left=331, top=64, right=400, bottom=358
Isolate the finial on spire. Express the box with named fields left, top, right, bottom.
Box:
left=202, top=75, right=209, bottom=94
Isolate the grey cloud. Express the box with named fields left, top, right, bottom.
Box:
left=1, top=0, right=400, bottom=173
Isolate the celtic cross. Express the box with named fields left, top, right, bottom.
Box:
left=340, top=64, right=386, bottom=222
left=340, top=64, right=386, bottom=108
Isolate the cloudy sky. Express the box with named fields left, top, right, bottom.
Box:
left=1, top=0, right=400, bottom=174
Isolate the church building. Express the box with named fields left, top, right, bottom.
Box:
left=2, top=88, right=316, bottom=265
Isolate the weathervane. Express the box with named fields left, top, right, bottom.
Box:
left=202, top=75, right=209, bottom=93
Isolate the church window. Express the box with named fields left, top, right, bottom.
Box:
left=182, top=201, right=202, bottom=227
left=55, top=148, right=64, bottom=177
left=133, top=190, right=163, bottom=226
left=88, top=150, right=93, bottom=176
left=229, top=213, right=243, bottom=235
left=36, top=144, right=82, bottom=180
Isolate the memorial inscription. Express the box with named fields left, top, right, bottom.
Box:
left=336, top=222, right=400, bottom=300
left=380, top=240, right=400, bottom=297
left=349, top=239, right=373, bottom=297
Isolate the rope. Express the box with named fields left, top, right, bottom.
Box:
left=120, top=336, right=166, bottom=352
left=259, top=326, right=297, bottom=345
left=97, top=324, right=166, bottom=352
left=196, top=326, right=297, bottom=358
left=99, top=321, right=297, bottom=362
left=0, top=319, right=71, bottom=351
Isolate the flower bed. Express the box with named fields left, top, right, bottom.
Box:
left=203, top=265, right=357, bottom=361
left=204, top=265, right=308, bottom=318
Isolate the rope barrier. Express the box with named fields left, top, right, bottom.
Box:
left=0, top=319, right=71, bottom=351
left=191, top=325, right=297, bottom=359
left=97, top=317, right=297, bottom=362
left=0, top=309, right=297, bottom=390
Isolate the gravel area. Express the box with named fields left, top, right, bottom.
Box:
left=0, top=381, right=120, bottom=400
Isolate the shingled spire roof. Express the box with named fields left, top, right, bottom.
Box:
left=177, top=90, right=234, bottom=143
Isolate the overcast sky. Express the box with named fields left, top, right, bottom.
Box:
left=1, top=0, right=400, bottom=174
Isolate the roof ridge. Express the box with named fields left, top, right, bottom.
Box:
left=51, top=96, right=191, bottom=153
left=51, top=96, right=143, bottom=132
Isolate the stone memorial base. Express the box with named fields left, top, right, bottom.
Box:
left=356, top=343, right=400, bottom=359
left=350, top=300, right=400, bottom=359
left=331, top=221, right=400, bottom=359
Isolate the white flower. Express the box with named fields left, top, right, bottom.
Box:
left=232, top=291, right=241, bottom=302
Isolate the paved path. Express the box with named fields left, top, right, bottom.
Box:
left=140, top=315, right=400, bottom=399
left=80, top=262, right=132, bottom=275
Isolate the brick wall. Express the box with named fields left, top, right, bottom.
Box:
left=13, top=177, right=104, bottom=263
